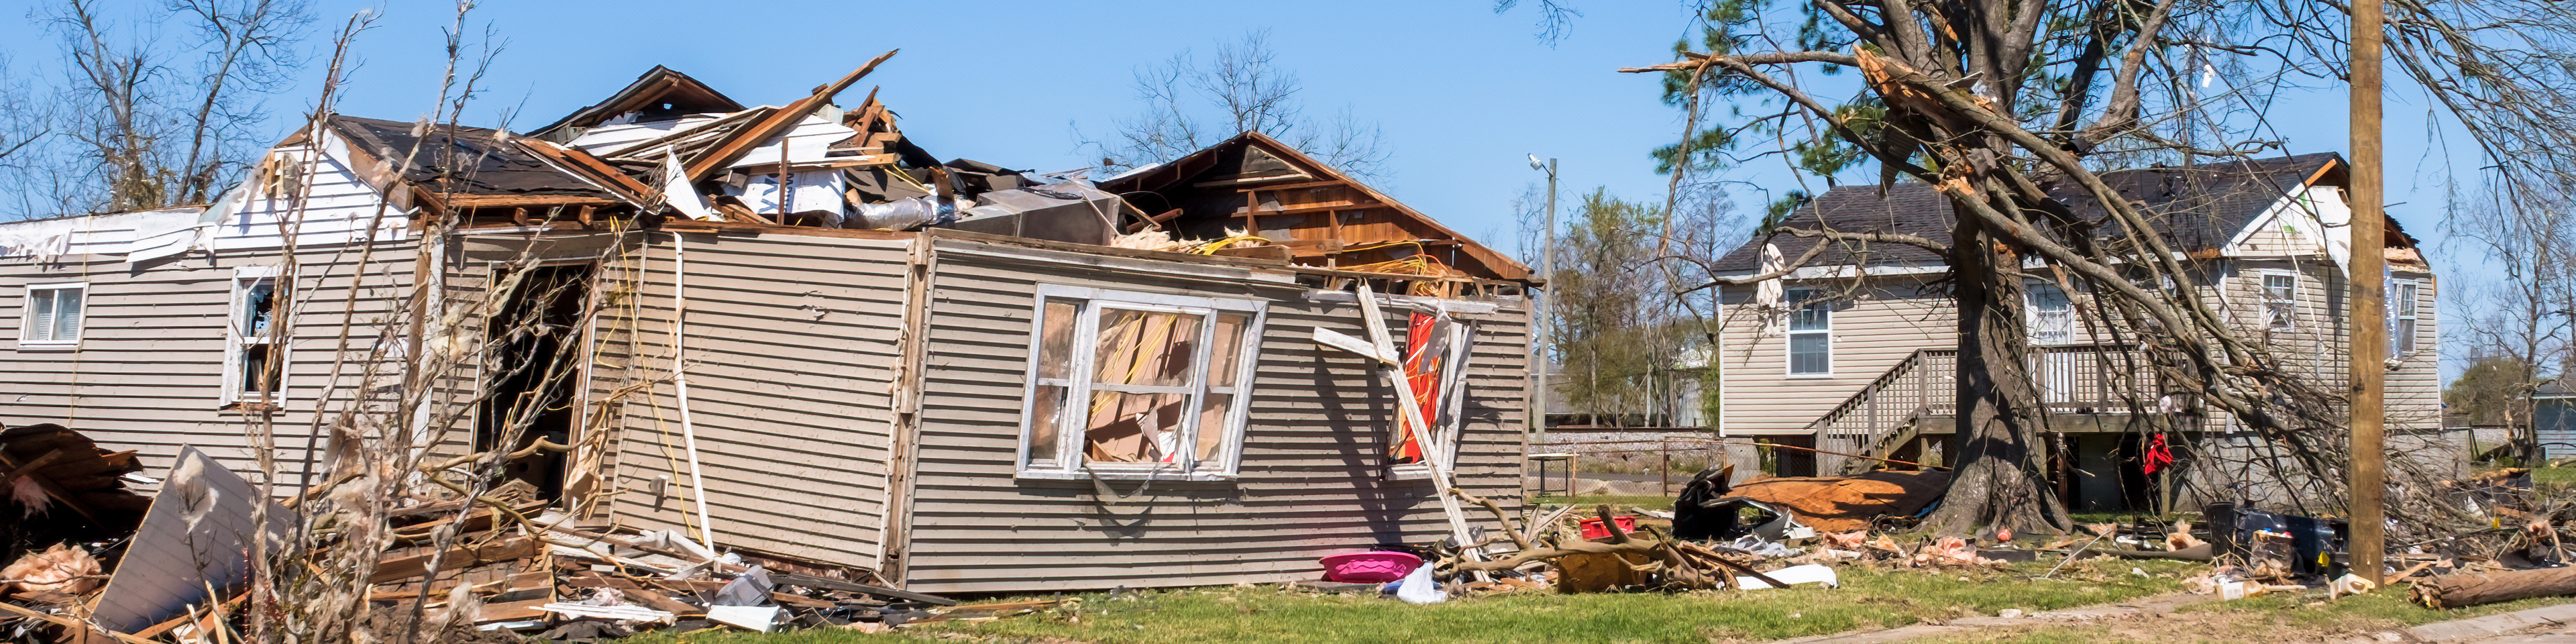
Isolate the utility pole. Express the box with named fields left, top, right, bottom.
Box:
left=1529, top=155, right=1559, bottom=443
left=2349, top=0, right=2389, bottom=586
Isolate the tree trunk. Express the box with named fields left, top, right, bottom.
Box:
left=1929, top=209, right=2073, bottom=537
left=2413, top=568, right=2576, bottom=608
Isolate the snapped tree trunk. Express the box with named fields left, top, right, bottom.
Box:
left=1930, top=209, right=2072, bottom=536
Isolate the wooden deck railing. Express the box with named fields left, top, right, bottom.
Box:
left=1804, top=343, right=2151, bottom=472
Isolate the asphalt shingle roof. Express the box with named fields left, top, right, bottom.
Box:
left=1713, top=153, right=2341, bottom=272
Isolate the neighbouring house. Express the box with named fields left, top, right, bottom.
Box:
left=1700, top=153, right=2456, bottom=511
left=0, top=62, right=1536, bottom=593
left=2534, top=380, right=2576, bottom=461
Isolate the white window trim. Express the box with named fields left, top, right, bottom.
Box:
left=2394, top=278, right=2421, bottom=358
left=2025, top=282, right=2076, bottom=346
left=1784, top=287, right=1832, bottom=378
left=19, top=282, right=90, bottom=347
left=221, top=268, right=284, bottom=407
left=1014, top=284, right=1267, bottom=482
left=2259, top=270, right=2300, bottom=331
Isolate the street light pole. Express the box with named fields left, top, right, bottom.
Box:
left=1529, top=156, right=1558, bottom=443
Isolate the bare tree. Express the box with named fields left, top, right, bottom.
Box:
left=1079, top=31, right=1391, bottom=178
left=1510, top=0, right=2576, bottom=535
left=2445, top=181, right=2576, bottom=460
left=23, top=0, right=312, bottom=217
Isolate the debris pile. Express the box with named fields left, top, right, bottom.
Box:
left=0, top=426, right=1022, bottom=643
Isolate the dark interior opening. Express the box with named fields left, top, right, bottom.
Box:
left=477, top=263, right=594, bottom=501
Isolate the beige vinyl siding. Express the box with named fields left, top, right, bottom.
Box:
left=0, top=239, right=415, bottom=492
left=0, top=141, right=417, bottom=492
left=898, top=238, right=1528, bottom=593
left=1716, top=275, right=1955, bottom=435
left=598, top=230, right=908, bottom=568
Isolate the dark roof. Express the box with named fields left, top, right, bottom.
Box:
left=1713, top=153, right=2343, bottom=272
left=325, top=115, right=614, bottom=199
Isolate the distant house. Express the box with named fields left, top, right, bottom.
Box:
left=1699, top=154, right=2455, bottom=511
left=0, top=65, right=1536, bottom=592
left=2536, top=380, right=2576, bottom=461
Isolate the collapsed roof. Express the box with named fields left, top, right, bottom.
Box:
left=312, top=53, right=1530, bottom=286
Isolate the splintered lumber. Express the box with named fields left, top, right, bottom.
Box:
left=368, top=536, right=539, bottom=584
left=2413, top=567, right=2576, bottom=608
left=767, top=572, right=955, bottom=606
left=686, top=50, right=898, bottom=180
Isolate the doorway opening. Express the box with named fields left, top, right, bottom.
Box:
left=478, top=263, right=594, bottom=501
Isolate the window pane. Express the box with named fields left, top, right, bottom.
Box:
left=1207, top=313, right=1250, bottom=388
left=2398, top=319, right=2418, bottom=354
left=241, top=280, right=276, bottom=339
left=1035, top=300, right=1079, bottom=380
left=1787, top=290, right=1829, bottom=331
left=53, top=290, right=78, bottom=341
left=1028, top=384, right=1067, bottom=467
left=1083, top=390, right=1188, bottom=464
left=1789, top=333, right=1829, bottom=375
left=1195, top=393, right=1233, bottom=468
left=28, top=290, right=56, bottom=341
left=243, top=344, right=280, bottom=394
left=1093, top=309, right=1203, bottom=387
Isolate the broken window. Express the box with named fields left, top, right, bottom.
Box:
left=20, top=283, right=85, bottom=345
left=1019, top=286, right=1265, bottom=477
left=2394, top=279, right=2420, bottom=356
left=224, top=269, right=282, bottom=405
left=1391, top=311, right=1473, bottom=472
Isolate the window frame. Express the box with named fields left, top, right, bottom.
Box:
left=221, top=268, right=284, bottom=407
left=19, top=282, right=89, bottom=347
left=2259, top=272, right=2299, bottom=331
left=2394, top=278, right=2420, bottom=356
left=1013, top=284, right=1267, bottom=482
left=2025, top=282, right=2076, bottom=345
left=1386, top=315, right=1477, bottom=480
left=1784, top=287, right=1832, bottom=378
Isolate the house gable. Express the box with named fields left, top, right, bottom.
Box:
left=1100, top=132, right=1532, bottom=282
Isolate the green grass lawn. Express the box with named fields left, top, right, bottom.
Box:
left=623, top=559, right=2199, bottom=644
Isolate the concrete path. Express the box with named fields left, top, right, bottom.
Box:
left=1764, top=592, right=2221, bottom=644
left=2392, top=602, right=2576, bottom=644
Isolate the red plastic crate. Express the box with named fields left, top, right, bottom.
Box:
left=1577, top=515, right=1640, bottom=540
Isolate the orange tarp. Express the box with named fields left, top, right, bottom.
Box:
left=1724, top=470, right=1951, bottom=531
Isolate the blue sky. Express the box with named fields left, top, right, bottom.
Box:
left=4, top=1, right=2496, bottom=378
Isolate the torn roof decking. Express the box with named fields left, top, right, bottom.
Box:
left=531, top=66, right=747, bottom=142
left=1711, top=152, right=2422, bottom=273
left=1101, top=132, right=1534, bottom=283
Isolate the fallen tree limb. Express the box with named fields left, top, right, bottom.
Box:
left=2414, top=566, right=2576, bottom=608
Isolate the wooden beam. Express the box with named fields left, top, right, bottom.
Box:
left=686, top=50, right=898, bottom=180
left=1233, top=178, right=1351, bottom=192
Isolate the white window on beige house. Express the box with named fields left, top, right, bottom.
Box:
left=2027, top=282, right=2074, bottom=345
left=1786, top=287, right=1830, bottom=376
left=223, top=268, right=282, bottom=405
left=2261, top=273, right=2298, bottom=330
left=20, top=282, right=87, bottom=346
left=2394, top=279, right=2420, bottom=356
left=1016, top=285, right=1265, bottom=480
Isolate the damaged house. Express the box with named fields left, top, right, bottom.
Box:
left=1699, top=154, right=2457, bottom=512
left=0, top=58, right=1536, bottom=593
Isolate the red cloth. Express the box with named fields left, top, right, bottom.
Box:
left=2143, top=433, right=2176, bottom=475
left=1394, top=313, right=1442, bottom=463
